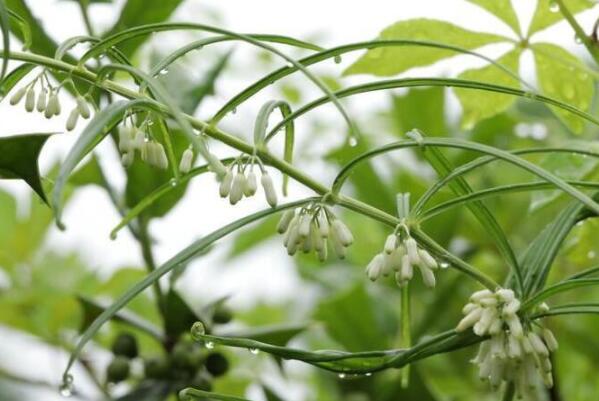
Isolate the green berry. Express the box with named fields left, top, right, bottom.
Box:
left=206, top=353, right=229, bottom=377
left=212, top=305, right=233, bottom=324
left=106, top=356, right=130, bottom=383
left=143, top=356, right=170, bottom=379
left=111, top=332, right=138, bottom=358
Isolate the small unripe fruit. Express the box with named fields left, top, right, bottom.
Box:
left=106, top=356, right=130, bottom=383
left=143, top=356, right=170, bottom=379
left=206, top=353, right=229, bottom=377
left=111, top=333, right=138, bottom=358
left=212, top=304, right=233, bottom=324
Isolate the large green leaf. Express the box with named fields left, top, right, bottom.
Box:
left=344, top=19, right=506, bottom=76
left=465, top=0, right=521, bottom=34
left=4, top=0, right=61, bottom=57
left=102, top=0, right=183, bottom=57
left=0, top=63, right=34, bottom=99
left=0, top=133, right=54, bottom=202
left=528, top=0, right=595, bottom=35
left=533, top=43, right=594, bottom=133
left=455, top=48, right=521, bottom=129
left=313, top=283, right=393, bottom=352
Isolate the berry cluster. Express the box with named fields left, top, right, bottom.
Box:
left=366, top=228, right=439, bottom=288
left=457, top=289, right=558, bottom=397
left=276, top=203, right=353, bottom=260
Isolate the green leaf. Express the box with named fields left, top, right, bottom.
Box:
left=0, top=133, right=54, bottom=202
left=392, top=87, right=446, bottom=136
left=163, top=289, right=202, bottom=338
left=455, top=48, right=521, bottom=129
left=102, top=0, right=183, bottom=57
left=465, top=0, right=521, bottom=34
left=533, top=43, right=594, bottom=133
left=344, top=19, right=506, bottom=76
left=0, top=63, right=34, bottom=98
left=314, top=283, right=391, bottom=351
left=0, top=0, right=10, bottom=80
left=69, top=154, right=105, bottom=187
left=4, top=0, right=61, bottom=58
left=530, top=142, right=599, bottom=211
left=528, top=0, right=595, bottom=35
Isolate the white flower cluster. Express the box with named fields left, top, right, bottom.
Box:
left=277, top=204, right=353, bottom=260
left=219, top=158, right=277, bottom=207
left=457, top=289, right=558, bottom=397
left=10, top=74, right=91, bottom=131
left=118, top=125, right=168, bottom=169
left=366, top=231, right=439, bottom=288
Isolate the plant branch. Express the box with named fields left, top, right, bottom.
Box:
left=554, top=0, right=599, bottom=64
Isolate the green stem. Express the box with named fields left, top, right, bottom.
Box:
left=553, top=0, right=599, bottom=64
left=1, top=50, right=498, bottom=290
left=400, top=284, right=411, bottom=388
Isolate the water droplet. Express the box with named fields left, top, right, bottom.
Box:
left=98, top=54, right=105, bottom=60
left=338, top=373, right=347, bottom=379
left=190, top=321, right=205, bottom=338
left=285, top=61, right=294, bottom=68
left=333, top=55, right=342, bottom=64
left=249, top=348, right=260, bottom=355
left=169, top=178, right=178, bottom=187
left=365, top=372, right=372, bottom=377
left=348, top=137, right=358, bottom=147
left=588, top=251, right=596, bottom=259
left=147, top=120, right=154, bottom=126
left=549, top=1, right=559, bottom=12
left=205, top=341, right=215, bottom=349
left=575, top=34, right=583, bottom=44
left=439, top=262, right=450, bottom=269
left=231, top=107, right=237, bottom=114
left=159, top=68, right=169, bottom=76
left=59, top=374, right=74, bottom=398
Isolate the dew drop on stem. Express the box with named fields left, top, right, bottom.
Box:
left=205, top=341, right=215, bottom=349
left=334, top=55, right=342, bottom=64
left=249, top=348, right=259, bottom=355
left=549, top=0, right=559, bottom=12
left=348, top=137, right=358, bottom=147
left=338, top=373, right=347, bottom=379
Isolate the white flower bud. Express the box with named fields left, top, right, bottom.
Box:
left=507, top=333, right=522, bottom=359
left=539, top=356, right=552, bottom=372
left=285, top=224, right=300, bottom=255
left=48, top=93, right=61, bottom=116
left=121, top=151, right=134, bottom=167
left=528, top=332, right=549, bottom=356
left=302, top=232, right=313, bottom=253
left=330, top=229, right=347, bottom=259
left=10, top=87, right=27, bottom=105
left=229, top=172, right=246, bottom=205
left=538, top=302, right=550, bottom=312
left=179, top=148, right=194, bottom=173
left=118, top=127, right=133, bottom=152
left=542, top=328, right=558, bottom=352
left=331, top=219, right=353, bottom=247
left=389, top=246, right=404, bottom=271
left=76, top=96, right=91, bottom=119
left=261, top=172, right=277, bottom=207
left=418, top=249, right=438, bottom=270
left=66, top=108, right=79, bottom=131
left=470, top=289, right=494, bottom=303
left=311, top=222, right=324, bottom=252
left=133, top=129, right=145, bottom=150
left=141, top=141, right=150, bottom=163
left=471, top=341, right=490, bottom=364
left=418, top=265, right=436, bottom=288
left=36, top=89, right=47, bottom=112
left=488, top=318, right=503, bottom=335
left=479, top=297, right=498, bottom=307
left=502, top=299, right=521, bottom=316
left=317, top=243, right=328, bottom=262
left=366, top=253, right=384, bottom=281
left=25, top=87, right=35, bottom=112
left=382, top=253, right=394, bottom=277
left=520, top=336, right=534, bottom=354
left=400, top=254, right=413, bottom=281
left=542, top=371, right=554, bottom=388
left=283, top=217, right=298, bottom=246
left=156, top=143, right=168, bottom=169
left=384, top=234, right=397, bottom=254
left=462, top=303, right=478, bottom=314
left=506, top=314, right=523, bottom=338
left=405, top=237, right=420, bottom=265
left=456, top=307, right=483, bottom=332
left=244, top=171, right=257, bottom=196
left=488, top=360, right=504, bottom=388
left=317, top=212, right=329, bottom=237
left=298, top=214, right=311, bottom=238
left=277, top=210, right=295, bottom=234
left=490, top=332, right=506, bottom=359
left=473, top=307, right=497, bottom=336
left=496, top=289, right=515, bottom=303
left=219, top=168, right=234, bottom=198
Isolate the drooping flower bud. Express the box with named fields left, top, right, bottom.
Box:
left=331, top=219, right=353, bottom=247
left=229, top=172, right=246, bottom=205
left=121, top=151, right=135, bottom=167
left=36, top=89, right=47, bottom=112
left=244, top=171, right=257, bottom=196
left=66, top=108, right=80, bottom=131
left=261, top=172, right=277, bottom=207
left=25, top=87, right=35, bottom=112
left=366, top=253, right=385, bottom=281
left=179, top=148, right=194, bottom=173
left=10, top=87, right=27, bottom=105
left=277, top=210, right=295, bottom=234
left=76, top=96, right=91, bottom=119
left=219, top=168, right=234, bottom=198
